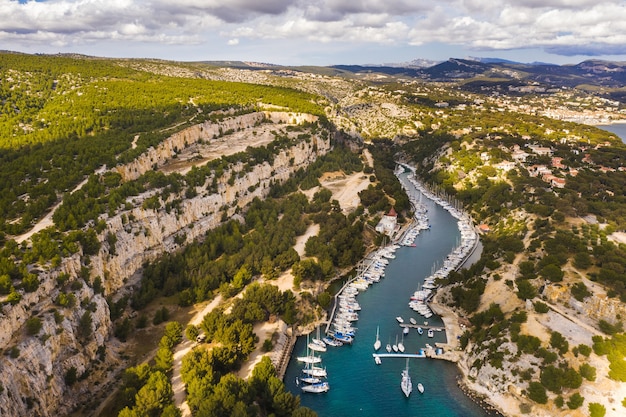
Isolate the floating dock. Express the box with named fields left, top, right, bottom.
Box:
left=373, top=352, right=427, bottom=359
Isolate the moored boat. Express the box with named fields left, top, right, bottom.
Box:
left=401, top=359, right=412, bottom=397
left=417, top=382, right=424, bottom=394
left=374, top=325, right=381, bottom=351
left=322, top=336, right=342, bottom=347
left=301, top=381, right=330, bottom=393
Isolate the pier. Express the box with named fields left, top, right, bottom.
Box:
left=373, top=352, right=426, bottom=359
left=399, top=323, right=445, bottom=331
left=324, top=254, right=382, bottom=336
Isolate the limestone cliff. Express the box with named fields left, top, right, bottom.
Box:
left=0, top=112, right=330, bottom=417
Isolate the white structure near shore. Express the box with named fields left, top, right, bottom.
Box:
left=375, top=207, right=398, bottom=236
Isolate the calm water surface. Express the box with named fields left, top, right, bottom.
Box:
left=598, top=123, right=626, bottom=144
left=285, top=172, right=497, bottom=417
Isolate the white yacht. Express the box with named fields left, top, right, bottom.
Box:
left=417, top=382, right=424, bottom=394
left=373, top=325, right=381, bottom=351
left=401, top=359, right=412, bottom=397
left=301, top=381, right=330, bottom=393
left=398, top=333, right=405, bottom=353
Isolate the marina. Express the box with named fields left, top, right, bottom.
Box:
left=285, top=166, right=497, bottom=417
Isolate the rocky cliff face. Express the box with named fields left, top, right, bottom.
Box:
left=0, top=254, right=112, bottom=417
left=0, top=112, right=329, bottom=417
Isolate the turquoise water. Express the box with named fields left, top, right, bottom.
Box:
left=285, top=172, right=498, bottom=417
left=598, top=123, right=626, bottom=144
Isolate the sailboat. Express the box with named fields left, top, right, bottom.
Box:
left=301, top=381, right=330, bottom=393
left=373, top=325, right=381, bottom=351
left=392, top=334, right=399, bottom=352
left=298, top=336, right=322, bottom=363
left=386, top=336, right=392, bottom=353
left=309, top=327, right=327, bottom=352
left=398, top=333, right=405, bottom=353
left=401, top=358, right=412, bottom=397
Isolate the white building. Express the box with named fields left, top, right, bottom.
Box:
left=375, top=207, right=398, bottom=236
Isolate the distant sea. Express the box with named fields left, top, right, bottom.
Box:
left=597, top=123, right=626, bottom=144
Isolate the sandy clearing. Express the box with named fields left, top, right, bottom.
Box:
left=236, top=321, right=282, bottom=380
left=322, top=171, right=371, bottom=213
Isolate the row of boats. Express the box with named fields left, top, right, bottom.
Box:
left=296, top=331, right=333, bottom=393
left=296, top=244, right=404, bottom=393
left=401, top=167, right=479, bottom=322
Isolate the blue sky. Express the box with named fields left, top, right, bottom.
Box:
left=3, top=0, right=626, bottom=66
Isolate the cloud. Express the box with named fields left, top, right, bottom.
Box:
left=0, top=0, right=625, bottom=62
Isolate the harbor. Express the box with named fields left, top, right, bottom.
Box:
left=284, top=167, right=498, bottom=416
left=319, top=163, right=479, bottom=353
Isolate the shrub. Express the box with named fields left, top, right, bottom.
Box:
left=554, top=395, right=564, bottom=408
left=65, top=367, right=78, bottom=386
left=550, top=331, right=569, bottom=354
left=26, top=317, right=43, bottom=336
left=577, top=344, right=592, bottom=357
left=580, top=363, right=597, bottom=381
left=588, top=402, right=606, bottom=417
left=262, top=338, right=273, bottom=352
left=571, top=282, right=591, bottom=302
left=567, top=392, right=584, bottom=409
left=534, top=301, right=549, bottom=313
left=528, top=381, right=547, bottom=404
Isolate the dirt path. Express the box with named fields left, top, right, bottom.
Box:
left=14, top=165, right=107, bottom=244
left=172, top=295, right=223, bottom=417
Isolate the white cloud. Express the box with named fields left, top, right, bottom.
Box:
left=0, top=0, right=625, bottom=62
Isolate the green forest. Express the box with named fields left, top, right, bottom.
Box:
left=0, top=52, right=325, bottom=236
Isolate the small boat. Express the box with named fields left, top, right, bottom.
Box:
left=396, top=316, right=404, bottom=323
left=409, top=317, right=417, bottom=325
left=374, top=326, right=381, bottom=351
left=417, top=383, right=424, bottom=394
left=309, top=328, right=327, bottom=352
left=308, top=341, right=327, bottom=352
left=322, top=336, right=342, bottom=347
left=333, top=332, right=353, bottom=344
left=297, top=354, right=322, bottom=364
left=386, top=343, right=392, bottom=353
left=374, top=356, right=382, bottom=365
left=403, top=326, right=410, bottom=336
left=302, top=365, right=327, bottom=378
left=398, top=334, right=405, bottom=353
left=301, top=381, right=330, bottom=393
left=417, top=327, right=423, bottom=335
left=300, top=376, right=322, bottom=384
left=401, top=359, right=412, bottom=397
left=427, top=328, right=434, bottom=338
left=392, top=335, right=399, bottom=352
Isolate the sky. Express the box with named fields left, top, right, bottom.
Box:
left=2, top=0, right=626, bottom=66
